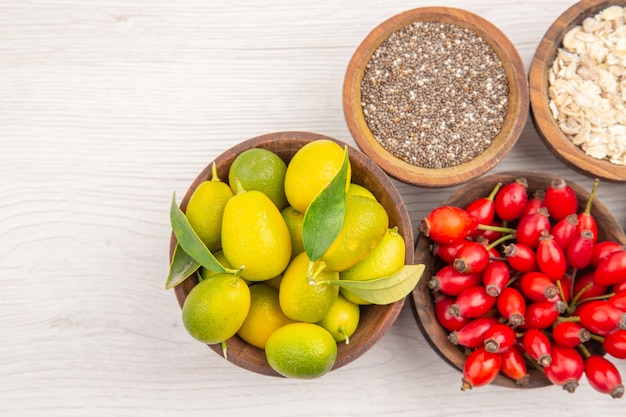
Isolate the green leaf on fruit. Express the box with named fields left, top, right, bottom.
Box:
left=165, top=244, right=200, bottom=289
left=327, top=264, right=425, bottom=305
left=302, top=146, right=349, bottom=262
left=168, top=193, right=227, bottom=278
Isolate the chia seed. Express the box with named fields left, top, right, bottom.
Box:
left=360, top=21, right=509, bottom=169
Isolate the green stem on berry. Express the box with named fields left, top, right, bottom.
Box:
left=589, top=333, right=605, bottom=343
left=506, top=274, right=520, bottom=288
left=577, top=343, right=592, bottom=359
left=556, top=279, right=567, bottom=306
left=523, top=352, right=545, bottom=374
left=578, top=292, right=615, bottom=305
left=476, top=224, right=516, bottom=234
left=488, top=182, right=503, bottom=201
left=569, top=268, right=577, bottom=309
left=486, top=233, right=516, bottom=251
left=557, top=315, right=581, bottom=323
left=583, top=178, right=600, bottom=215
left=567, top=282, right=594, bottom=315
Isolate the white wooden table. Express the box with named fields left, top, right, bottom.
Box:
left=3, top=1, right=626, bottom=415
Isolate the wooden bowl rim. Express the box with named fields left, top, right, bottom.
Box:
left=169, top=131, right=414, bottom=376
left=343, top=6, right=529, bottom=188
left=529, top=0, right=626, bottom=182
left=411, top=170, right=626, bottom=388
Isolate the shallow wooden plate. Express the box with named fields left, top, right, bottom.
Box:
left=343, top=7, right=529, bottom=188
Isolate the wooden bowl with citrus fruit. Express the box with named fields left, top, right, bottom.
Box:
left=168, top=131, right=415, bottom=377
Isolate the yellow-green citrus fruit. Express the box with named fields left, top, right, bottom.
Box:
left=320, top=195, right=389, bottom=272
left=340, top=226, right=405, bottom=281
left=317, top=294, right=360, bottom=344
left=284, top=139, right=351, bottom=214
left=237, top=284, right=293, bottom=349
left=185, top=170, right=233, bottom=253
left=347, top=183, right=376, bottom=200
left=222, top=189, right=291, bottom=281
left=281, top=206, right=305, bottom=259
left=228, top=148, right=288, bottom=210
left=279, top=252, right=339, bottom=323
left=340, top=287, right=371, bottom=306
left=265, top=274, right=283, bottom=290
left=198, top=250, right=231, bottom=282
left=181, top=273, right=250, bottom=345
left=265, top=322, right=337, bottom=379
left=339, top=227, right=405, bottom=305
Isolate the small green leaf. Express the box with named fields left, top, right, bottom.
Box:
left=303, top=147, right=349, bottom=262
left=327, top=264, right=425, bottom=305
left=169, top=193, right=227, bottom=274
left=165, top=244, right=200, bottom=289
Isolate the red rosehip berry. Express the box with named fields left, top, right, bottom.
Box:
left=520, top=189, right=545, bottom=219
left=500, top=345, right=530, bottom=386
left=578, top=301, right=626, bottom=336
left=447, top=286, right=496, bottom=319
left=522, top=328, right=552, bottom=367
left=434, top=293, right=471, bottom=332
left=461, top=347, right=502, bottom=391
left=536, top=232, right=567, bottom=281
left=576, top=178, right=600, bottom=243
left=483, top=323, right=516, bottom=353
left=447, top=317, right=500, bottom=349
left=604, top=329, right=626, bottom=360
left=427, top=264, right=483, bottom=296
left=482, top=260, right=510, bottom=297
left=494, top=178, right=528, bottom=222
left=453, top=241, right=490, bottom=274
left=497, top=287, right=526, bottom=327
left=566, top=229, right=595, bottom=270
left=594, top=250, right=626, bottom=287
left=420, top=206, right=477, bottom=245
left=503, top=242, right=537, bottom=273
left=591, top=241, right=623, bottom=268
left=544, top=345, right=584, bottom=393
left=584, top=355, right=624, bottom=398
left=465, top=182, right=501, bottom=225
left=520, top=271, right=560, bottom=302
left=551, top=321, right=591, bottom=348
left=551, top=214, right=578, bottom=251
left=515, top=207, right=551, bottom=249
left=522, top=300, right=566, bottom=330
left=432, top=240, right=466, bottom=264
left=543, top=178, right=578, bottom=221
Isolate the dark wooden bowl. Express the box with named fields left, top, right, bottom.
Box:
left=529, top=0, right=626, bottom=182
left=170, top=131, right=414, bottom=376
left=343, top=7, right=529, bottom=188
left=411, top=171, right=626, bottom=388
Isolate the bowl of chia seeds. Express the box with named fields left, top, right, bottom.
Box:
left=343, top=7, right=529, bottom=188
left=529, top=0, right=626, bottom=182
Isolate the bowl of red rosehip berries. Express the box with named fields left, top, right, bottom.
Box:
left=412, top=170, right=626, bottom=396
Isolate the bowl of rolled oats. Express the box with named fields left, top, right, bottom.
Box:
left=530, top=0, right=626, bottom=182
left=343, top=7, right=529, bottom=188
